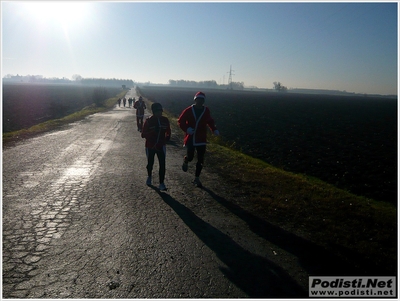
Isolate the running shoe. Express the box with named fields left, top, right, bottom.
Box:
left=159, top=183, right=167, bottom=191
left=146, top=176, right=152, bottom=186
left=182, top=159, right=188, bottom=172
left=193, top=177, right=203, bottom=188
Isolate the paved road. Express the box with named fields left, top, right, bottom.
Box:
left=3, top=88, right=309, bottom=298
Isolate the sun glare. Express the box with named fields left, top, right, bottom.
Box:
left=23, top=2, right=89, bottom=28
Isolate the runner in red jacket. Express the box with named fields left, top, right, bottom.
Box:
left=141, top=102, right=171, bottom=191
left=178, top=91, right=219, bottom=188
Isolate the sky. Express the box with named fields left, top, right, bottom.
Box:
left=1, top=1, right=398, bottom=95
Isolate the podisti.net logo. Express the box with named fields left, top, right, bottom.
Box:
left=309, top=276, right=396, bottom=297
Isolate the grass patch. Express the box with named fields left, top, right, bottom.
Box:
left=3, top=91, right=127, bottom=146
left=206, top=141, right=396, bottom=274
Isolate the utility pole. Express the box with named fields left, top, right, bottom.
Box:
left=227, top=65, right=235, bottom=90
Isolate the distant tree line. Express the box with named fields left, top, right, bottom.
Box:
left=169, top=79, right=245, bottom=90
left=3, top=74, right=134, bottom=88
left=169, top=79, right=218, bottom=88
left=3, top=74, right=72, bottom=84
left=79, top=78, right=134, bottom=87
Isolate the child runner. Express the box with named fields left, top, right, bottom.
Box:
left=134, top=96, right=147, bottom=132
left=178, top=91, right=219, bottom=188
left=141, top=102, right=171, bottom=191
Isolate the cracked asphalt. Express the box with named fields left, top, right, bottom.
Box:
left=3, top=88, right=309, bottom=298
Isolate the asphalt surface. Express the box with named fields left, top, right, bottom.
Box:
left=3, top=88, right=309, bottom=298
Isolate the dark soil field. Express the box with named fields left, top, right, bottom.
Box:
left=2, top=83, right=121, bottom=133
left=138, top=86, right=397, bottom=204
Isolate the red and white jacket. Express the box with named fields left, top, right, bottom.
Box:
left=178, top=105, right=217, bottom=146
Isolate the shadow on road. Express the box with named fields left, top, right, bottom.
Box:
left=201, top=187, right=388, bottom=276
left=151, top=187, right=307, bottom=298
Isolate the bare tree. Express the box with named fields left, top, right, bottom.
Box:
left=273, top=81, right=287, bottom=92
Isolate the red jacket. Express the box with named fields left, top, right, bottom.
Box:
left=178, top=105, right=217, bottom=146
left=141, top=116, right=171, bottom=150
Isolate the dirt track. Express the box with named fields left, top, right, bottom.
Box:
left=3, top=88, right=370, bottom=298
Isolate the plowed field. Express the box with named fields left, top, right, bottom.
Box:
left=138, top=86, right=397, bottom=204
left=3, top=83, right=121, bottom=132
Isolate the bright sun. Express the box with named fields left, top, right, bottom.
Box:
left=23, top=2, right=89, bottom=28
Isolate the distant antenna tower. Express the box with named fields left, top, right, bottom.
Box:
left=227, top=65, right=235, bottom=90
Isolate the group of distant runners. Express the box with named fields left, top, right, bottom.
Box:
left=127, top=91, right=219, bottom=191
left=117, top=97, right=140, bottom=109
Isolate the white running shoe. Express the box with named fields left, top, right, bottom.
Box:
left=158, top=183, right=167, bottom=191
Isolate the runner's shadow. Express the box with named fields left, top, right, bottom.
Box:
left=201, top=187, right=387, bottom=276
left=151, top=187, right=307, bottom=298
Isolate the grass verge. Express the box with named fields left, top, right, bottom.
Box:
left=206, top=142, right=396, bottom=270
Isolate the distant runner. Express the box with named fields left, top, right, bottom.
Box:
left=178, top=91, right=219, bottom=188
left=134, top=96, right=147, bottom=132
